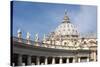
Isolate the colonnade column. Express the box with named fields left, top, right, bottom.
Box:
left=93, top=51, right=96, bottom=61
left=91, top=51, right=96, bottom=62
left=12, top=63, right=15, bottom=67
left=87, top=57, right=89, bottom=62
left=73, top=57, right=76, bottom=63
left=78, top=57, right=80, bottom=62
left=45, top=57, right=48, bottom=65
left=66, top=58, right=69, bottom=63
left=52, top=57, right=55, bottom=64
left=59, top=57, right=62, bottom=64
left=18, top=54, right=22, bottom=66
left=27, top=55, right=31, bottom=65
left=36, top=56, right=40, bottom=65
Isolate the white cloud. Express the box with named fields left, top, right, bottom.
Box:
left=73, top=5, right=97, bottom=34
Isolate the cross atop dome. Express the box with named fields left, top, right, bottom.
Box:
left=65, top=9, right=67, bottom=15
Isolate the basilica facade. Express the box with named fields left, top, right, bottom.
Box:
left=11, top=11, right=97, bottom=66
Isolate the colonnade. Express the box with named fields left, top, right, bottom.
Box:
left=12, top=54, right=90, bottom=66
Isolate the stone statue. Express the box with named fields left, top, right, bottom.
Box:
left=26, top=32, right=30, bottom=40
left=17, top=29, right=21, bottom=38
left=43, top=34, right=46, bottom=43
left=35, top=33, right=39, bottom=42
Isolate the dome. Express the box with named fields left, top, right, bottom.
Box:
left=54, top=11, right=79, bottom=36
left=54, top=23, right=78, bottom=36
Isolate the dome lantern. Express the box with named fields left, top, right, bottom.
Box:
left=62, top=10, right=70, bottom=23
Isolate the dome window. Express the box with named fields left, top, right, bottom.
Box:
left=67, top=24, right=69, bottom=27
left=64, top=42, right=68, bottom=46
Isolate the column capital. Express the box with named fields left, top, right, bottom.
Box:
left=59, top=56, right=63, bottom=58
left=18, top=54, right=22, bottom=56
left=45, top=56, right=48, bottom=58
left=37, top=56, right=40, bottom=58
left=52, top=56, right=56, bottom=58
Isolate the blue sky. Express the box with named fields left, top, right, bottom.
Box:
left=12, top=1, right=97, bottom=40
